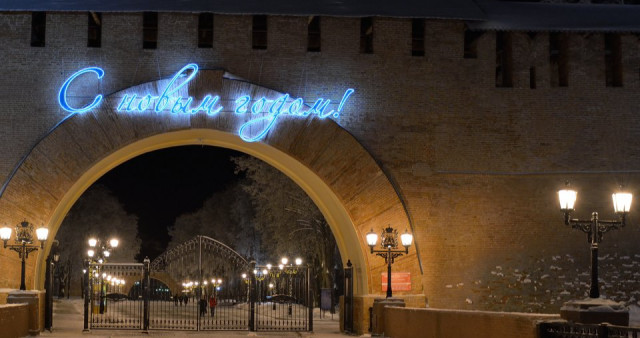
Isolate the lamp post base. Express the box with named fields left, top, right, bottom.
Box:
left=560, top=298, right=629, bottom=326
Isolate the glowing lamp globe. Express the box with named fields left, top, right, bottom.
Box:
left=0, top=227, right=11, bottom=241
left=366, top=229, right=378, bottom=247
left=558, top=189, right=577, bottom=212
left=612, top=192, right=632, bottom=214
left=36, top=227, right=49, bottom=241
left=400, top=229, right=413, bottom=247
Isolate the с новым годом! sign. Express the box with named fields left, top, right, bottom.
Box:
left=58, top=64, right=354, bottom=142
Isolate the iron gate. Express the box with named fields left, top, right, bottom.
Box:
left=83, top=235, right=312, bottom=332
left=253, top=264, right=312, bottom=331
left=85, top=262, right=145, bottom=330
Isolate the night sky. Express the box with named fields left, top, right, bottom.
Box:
left=95, top=146, right=245, bottom=260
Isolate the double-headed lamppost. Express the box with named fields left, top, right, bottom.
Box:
left=366, top=226, right=413, bottom=298
left=85, top=237, right=119, bottom=317
left=0, top=221, right=49, bottom=290
left=558, top=186, right=632, bottom=298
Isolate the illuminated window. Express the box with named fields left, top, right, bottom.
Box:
left=360, top=17, right=373, bottom=54
left=549, top=32, right=568, bottom=87
left=31, top=12, right=46, bottom=47
left=87, top=12, right=102, bottom=48
left=252, top=15, right=267, bottom=50
left=307, top=16, right=321, bottom=52
left=463, top=27, right=482, bottom=59
left=143, top=12, right=158, bottom=49
left=198, top=13, right=213, bottom=48
left=411, top=19, right=425, bottom=56
left=495, top=31, right=513, bottom=87
left=605, top=33, right=622, bottom=87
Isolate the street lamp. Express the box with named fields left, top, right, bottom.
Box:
left=85, top=236, right=119, bottom=316
left=366, top=226, right=413, bottom=298
left=557, top=185, right=632, bottom=298
left=0, top=221, right=49, bottom=290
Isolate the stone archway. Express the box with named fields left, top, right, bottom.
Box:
left=0, top=67, right=423, bottom=331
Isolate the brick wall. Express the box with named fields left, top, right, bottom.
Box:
left=0, top=12, right=639, bottom=313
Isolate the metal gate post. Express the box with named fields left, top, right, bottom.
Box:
left=249, top=260, right=256, bottom=331
left=308, top=265, right=313, bottom=332
left=344, top=260, right=353, bottom=333
left=44, top=254, right=53, bottom=331
left=83, top=259, right=90, bottom=332
left=143, top=257, right=150, bottom=332
left=198, top=236, right=202, bottom=331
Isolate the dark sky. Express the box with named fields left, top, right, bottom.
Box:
left=95, top=145, right=245, bottom=260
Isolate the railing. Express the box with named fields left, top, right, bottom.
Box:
left=539, top=322, right=640, bottom=338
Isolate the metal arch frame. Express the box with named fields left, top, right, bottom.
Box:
left=150, top=235, right=250, bottom=272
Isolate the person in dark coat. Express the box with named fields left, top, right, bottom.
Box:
left=199, top=297, right=207, bottom=317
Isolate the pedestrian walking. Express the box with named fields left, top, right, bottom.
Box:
left=209, top=296, right=217, bottom=317
left=199, top=297, right=207, bottom=317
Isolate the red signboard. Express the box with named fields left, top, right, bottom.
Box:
left=381, top=272, right=411, bottom=291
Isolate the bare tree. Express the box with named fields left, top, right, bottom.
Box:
left=56, top=184, right=141, bottom=271
left=167, top=184, right=255, bottom=257
left=232, top=155, right=338, bottom=290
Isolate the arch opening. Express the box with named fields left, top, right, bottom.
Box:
left=36, top=129, right=369, bottom=295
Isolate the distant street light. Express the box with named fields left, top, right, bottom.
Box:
left=366, top=226, right=413, bottom=298
left=84, top=236, right=120, bottom=317
left=0, top=221, right=49, bottom=290
left=558, top=184, right=632, bottom=298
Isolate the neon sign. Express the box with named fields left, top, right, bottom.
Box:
left=58, top=64, right=354, bottom=142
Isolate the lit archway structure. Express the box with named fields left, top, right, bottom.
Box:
left=0, top=70, right=422, bottom=324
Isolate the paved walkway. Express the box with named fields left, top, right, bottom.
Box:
left=41, top=298, right=362, bottom=338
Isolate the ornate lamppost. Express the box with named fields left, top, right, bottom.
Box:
left=557, top=184, right=633, bottom=326
left=210, top=277, right=223, bottom=299
left=557, top=186, right=632, bottom=298
left=0, top=221, right=49, bottom=290
left=84, top=237, right=119, bottom=318
left=278, top=257, right=302, bottom=315
left=366, top=226, right=413, bottom=298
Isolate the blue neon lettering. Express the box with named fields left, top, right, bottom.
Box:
left=192, top=95, right=223, bottom=116
left=59, top=64, right=355, bottom=143
left=306, top=98, right=331, bottom=118
left=288, top=98, right=304, bottom=116
left=58, top=67, right=104, bottom=114
left=235, top=96, right=250, bottom=114
left=137, top=95, right=155, bottom=111
left=251, top=98, right=268, bottom=114
left=269, top=94, right=289, bottom=115
left=334, top=88, right=355, bottom=118
left=171, top=97, right=193, bottom=114
left=205, top=96, right=223, bottom=116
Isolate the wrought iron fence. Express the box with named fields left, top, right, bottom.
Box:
left=253, top=264, right=312, bottom=331
left=539, top=322, right=640, bottom=338
left=83, top=235, right=313, bottom=332
left=86, top=262, right=144, bottom=330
